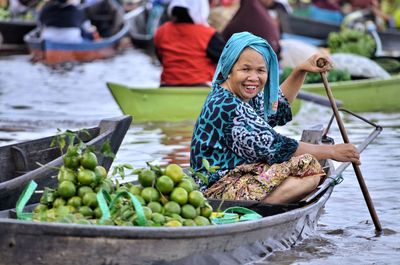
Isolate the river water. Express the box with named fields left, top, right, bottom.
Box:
left=1, top=49, right=399, bottom=264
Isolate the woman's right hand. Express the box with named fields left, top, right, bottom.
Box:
left=331, top=143, right=360, bottom=165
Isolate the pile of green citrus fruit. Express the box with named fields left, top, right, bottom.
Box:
left=32, top=143, right=214, bottom=227
left=113, top=163, right=214, bottom=227
left=32, top=144, right=114, bottom=225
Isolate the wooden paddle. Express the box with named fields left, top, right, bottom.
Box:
left=317, top=58, right=382, bottom=232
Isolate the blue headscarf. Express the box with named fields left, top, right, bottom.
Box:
left=212, top=31, right=279, bottom=117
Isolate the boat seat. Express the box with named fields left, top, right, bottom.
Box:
left=10, top=145, right=62, bottom=175
left=11, top=146, right=29, bottom=175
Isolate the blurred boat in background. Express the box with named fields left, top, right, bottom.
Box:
left=0, top=19, right=36, bottom=54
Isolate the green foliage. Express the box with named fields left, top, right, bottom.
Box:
left=100, top=140, right=116, bottom=159
left=112, top=163, right=134, bottom=180
left=0, top=8, right=10, bottom=20
left=328, top=29, right=376, bottom=58
left=373, top=58, right=400, bottom=74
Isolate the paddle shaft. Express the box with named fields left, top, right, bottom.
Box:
left=319, top=70, right=382, bottom=232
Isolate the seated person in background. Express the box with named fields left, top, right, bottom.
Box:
left=153, top=0, right=225, bottom=86
left=222, top=0, right=281, bottom=59
left=190, top=32, right=360, bottom=204
left=39, top=0, right=96, bottom=43
left=85, top=0, right=124, bottom=38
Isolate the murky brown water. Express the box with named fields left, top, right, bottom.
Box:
left=1, top=49, right=399, bottom=264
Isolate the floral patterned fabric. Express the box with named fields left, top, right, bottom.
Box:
left=190, top=84, right=299, bottom=190
left=204, top=154, right=326, bottom=201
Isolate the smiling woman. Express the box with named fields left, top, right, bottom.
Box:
left=223, top=48, right=268, bottom=102
left=190, top=31, right=360, bottom=205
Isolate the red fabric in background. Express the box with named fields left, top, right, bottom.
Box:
left=154, top=22, right=217, bottom=85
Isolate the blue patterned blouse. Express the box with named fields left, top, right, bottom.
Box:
left=190, top=84, right=299, bottom=189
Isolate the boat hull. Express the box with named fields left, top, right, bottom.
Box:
left=24, top=23, right=129, bottom=65
left=303, top=75, right=400, bottom=112
left=0, top=115, right=132, bottom=210
left=107, top=83, right=301, bottom=122
left=0, top=185, right=332, bottom=265
left=0, top=125, right=335, bottom=264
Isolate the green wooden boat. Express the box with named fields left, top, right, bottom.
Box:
left=108, top=75, right=399, bottom=122
left=107, top=83, right=301, bottom=122
left=302, top=75, right=400, bottom=113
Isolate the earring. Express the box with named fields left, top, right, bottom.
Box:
left=227, top=74, right=231, bottom=79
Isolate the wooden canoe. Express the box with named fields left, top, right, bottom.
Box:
left=23, top=19, right=130, bottom=65
left=0, top=115, right=132, bottom=211
left=106, top=82, right=302, bottom=122
left=302, top=74, right=400, bottom=113
left=108, top=74, right=400, bottom=123
left=0, top=20, right=36, bottom=54
left=0, top=126, right=340, bottom=264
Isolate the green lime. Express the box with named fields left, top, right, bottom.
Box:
left=67, top=196, right=82, bottom=208
left=57, top=166, right=77, bottom=183
left=200, top=202, right=213, bottom=218
left=63, top=154, right=80, bottom=169
left=181, top=204, right=197, bottom=219
left=80, top=151, right=98, bottom=170
left=163, top=201, right=181, bottom=215
left=183, top=175, right=200, bottom=190
left=94, top=207, right=102, bottom=218
left=53, top=197, right=66, bottom=208
left=141, top=187, right=160, bottom=203
left=183, top=219, right=197, bottom=226
left=170, top=187, right=188, bottom=205
left=94, top=165, right=107, bottom=182
left=33, top=204, right=48, bottom=213
left=147, top=201, right=163, bottom=213
left=188, top=190, right=205, bottom=208
left=66, top=145, right=79, bottom=156
left=138, top=169, right=156, bottom=187
left=55, top=205, right=71, bottom=218
left=82, top=192, right=98, bottom=208
left=194, top=215, right=211, bottom=226
left=67, top=205, right=77, bottom=214
left=58, top=180, right=76, bottom=199
left=156, top=175, right=174, bottom=195
left=165, top=164, right=184, bottom=184
left=77, top=186, right=93, bottom=198
left=77, top=168, right=96, bottom=186
left=78, top=206, right=93, bottom=218
left=151, top=212, right=165, bottom=225
left=77, top=219, right=91, bottom=225
left=164, top=220, right=182, bottom=227
left=46, top=208, right=56, bottom=222
left=168, top=213, right=184, bottom=223
left=100, top=178, right=114, bottom=194
left=129, top=185, right=142, bottom=196
left=177, top=179, right=193, bottom=193
left=142, top=206, right=153, bottom=220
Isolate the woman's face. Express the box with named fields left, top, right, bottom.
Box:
left=225, top=48, right=268, bottom=102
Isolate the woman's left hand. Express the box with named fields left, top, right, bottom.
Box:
left=298, top=53, right=333, bottom=73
